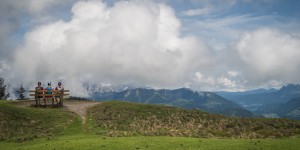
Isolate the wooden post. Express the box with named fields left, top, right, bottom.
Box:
left=43, top=90, right=46, bottom=106
left=52, top=96, right=54, bottom=107
left=60, top=89, right=64, bottom=107
left=35, top=89, right=38, bottom=107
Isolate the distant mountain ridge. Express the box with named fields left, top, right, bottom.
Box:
left=217, top=88, right=277, bottom=96
left=218, top=84, right=300, bottom=106
left=83, top=83, right=131, bottom=94
left=256, top=97, right=300, bottom=120
left=218, top=84, right=300, bottom=120
left=276, top=97, right=300, bottom=120
left=91, top=88, right=259, bottom=118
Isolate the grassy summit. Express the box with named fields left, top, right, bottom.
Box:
left=88, top=101, right=300, bottom=138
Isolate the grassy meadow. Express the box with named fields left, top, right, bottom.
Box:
left=0, top=100, right=300, bottom=149
left=87, top=101, right=300, bottom=138
left=1, top=135, right=300, bottom=150
left=0, top=100, right=80, bottom=142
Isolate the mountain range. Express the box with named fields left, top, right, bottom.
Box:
left=83, top=83, right=131, bottom=94
left=86, top=83, right=300, bottom=120
left=218, top=84, right=300, bottom=119
left=91, top=88, right=259, bottom=118
left=272, top=97, right=300, bottom=120
left=218, top=84, right=300, bottom=108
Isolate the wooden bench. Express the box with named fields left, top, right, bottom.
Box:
left=30, top=89, right=69, bottom=107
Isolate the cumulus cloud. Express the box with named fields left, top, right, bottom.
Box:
left=2, top=0, right=300, bottom=97
left=235, top=28, right=300, bottom=86
left=0, top=0, right=75, bottom=68
left=217, top=77, right=236, bottom=88
left=11, top=0, right=214, bottom=96
left=193, top=25, right=300, bottom=91
left=192, top=71, right=245, bottom=91
left=194, top=72, right=215, bottom=86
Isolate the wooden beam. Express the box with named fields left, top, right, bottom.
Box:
left=30, top=90, right=70, bottom=92
left=30, top=94, right=69, bottom=97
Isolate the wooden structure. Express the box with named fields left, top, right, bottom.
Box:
left=29, top=89, right=69, bottom=107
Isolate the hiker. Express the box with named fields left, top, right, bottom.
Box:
left=55, top=82, right=63, bottom=104
left=35, top=82, right=44, bottom=106
left=44, top=82, right=54, bottom=106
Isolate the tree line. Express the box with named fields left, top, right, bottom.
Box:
left=0, top=77, right=26, bottom=100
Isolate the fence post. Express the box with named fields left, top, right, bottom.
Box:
left=60, top=89, right=64, bottom=107
left=35, top=89, right=38, bottom=106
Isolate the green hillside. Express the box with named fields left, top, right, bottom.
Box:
left=88, top=101, right=300, bottom=138
left=1, top=100, right=300, bottom=150
left=0, top=101, right=80, bottom=142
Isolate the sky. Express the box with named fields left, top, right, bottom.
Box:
left=0, top=0, right=300, bottom=97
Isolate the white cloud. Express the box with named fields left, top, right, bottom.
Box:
left=217, top=77, right=236, bottom=88
left=0, top=0, right=76, bottom=63
left=194, top=72, right=215, bottom=85
left=2, top=0, right=300, bottom=96
left=12, top=0, right=213, bottom=96
left=193, top=71, right=246, bottom=91
left=227, top=71, right=239, bottom=77
left=236, top=28, right=300, bottom=85
left=182, top=7, right=212, bottom=16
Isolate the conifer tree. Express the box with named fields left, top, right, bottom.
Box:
left=16, top=84, right=26, bottom=100
left=0, top=77, right=10, bottom=100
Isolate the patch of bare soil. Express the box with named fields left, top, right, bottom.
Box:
left=64, top=101, right=100, bottom=124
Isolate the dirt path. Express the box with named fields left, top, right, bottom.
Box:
left=12, top=100, right=101, bottom=124
left=64, top=101, right=100, bottom=124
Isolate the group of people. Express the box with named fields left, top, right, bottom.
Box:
left=36, top=81, right=64, bottom=106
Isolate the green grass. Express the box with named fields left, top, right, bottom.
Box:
left=1, top=135, right=300, bottom=150
left=87, top=101, right=300, bottom=138
left=0, top=100, right=80, bottom=142
left=1, top=100, right=300, bottom=149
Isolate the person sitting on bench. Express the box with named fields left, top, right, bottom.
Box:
left=35, top=82, right=44, bottom=106
left=44, top=82, right=54, bottom=106
left=55, top=82, right=63, bottom=104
